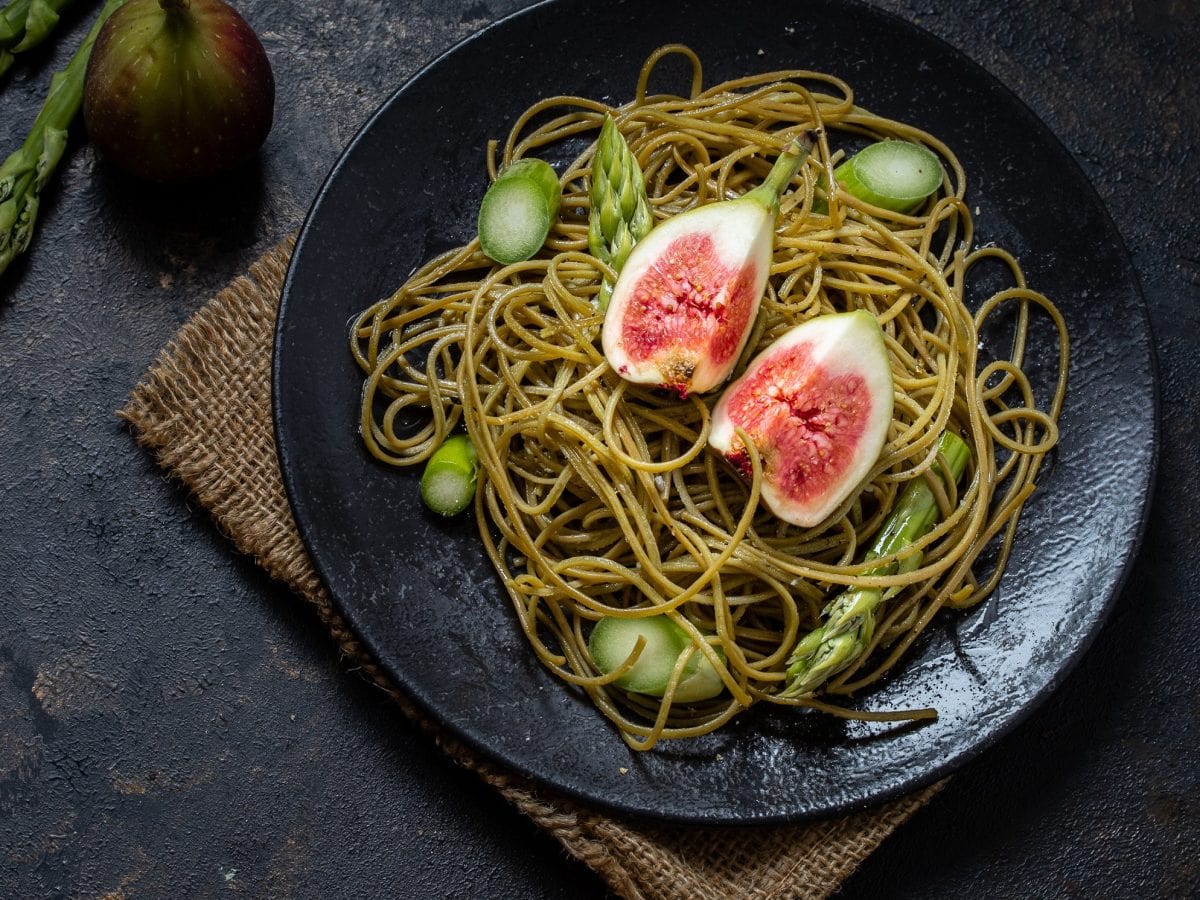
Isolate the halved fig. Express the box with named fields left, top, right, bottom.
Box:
left=601, top=135, right=811, bottom=396
left=709, top=311, right=893, bottom=528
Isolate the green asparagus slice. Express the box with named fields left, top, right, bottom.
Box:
left=781, top=432, right=971, bottom=698
left=1, top=0, right=77, bottom=76
left=0, top=0, right=123, bottom=277
left=477, top=158, right=561, bottom=265
left=419, top=434, right=479, bottom=517
left=588, top=115, right=652, bottom=311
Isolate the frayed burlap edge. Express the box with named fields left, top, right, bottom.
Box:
left=118, top=235, right=943, bottom=900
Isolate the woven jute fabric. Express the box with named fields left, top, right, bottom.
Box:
left=119, top=236, right=941, bottom=900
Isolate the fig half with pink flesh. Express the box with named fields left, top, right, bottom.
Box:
left=709, top=311, right=893, bottom=528
left=602, top=135, right=811, bottom=396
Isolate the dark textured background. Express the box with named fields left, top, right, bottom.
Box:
left=0, top=1, right=1195, bottom=897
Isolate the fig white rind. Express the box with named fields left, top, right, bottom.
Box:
left=601, top=198, right=774, bottom=396
left=710, top=311, right=894, bottom=528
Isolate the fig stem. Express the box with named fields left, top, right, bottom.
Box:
left=780, top=431, right=971, bottom=698
left=0, top=0, right=125, bottom=277
left=742, top=130, right=815, bottom=213
left=158, top=0, right=193, bottom=34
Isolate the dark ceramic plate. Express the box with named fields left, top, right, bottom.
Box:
left=274, top=0, right=1155, bottom=824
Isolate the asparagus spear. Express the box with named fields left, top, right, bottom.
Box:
left=588, top=115, right=652, bottom=311
left=781, top=432, right=971, bottom=698
left=0, top=0, right=77, bottom=77
left=0, top=0, right=123, bottom=277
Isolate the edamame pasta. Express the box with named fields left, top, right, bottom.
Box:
left=350, top=45, right=1068, bottom=750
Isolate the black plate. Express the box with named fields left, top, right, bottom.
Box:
left=274, top=0, right=1155, bottom=824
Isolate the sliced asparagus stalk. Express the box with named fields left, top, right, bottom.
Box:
left=477, top=157, right=561, bottom=265
left=817, top=139, right=943, bottom=215
left=590, top=614, right=725, bottom=703
left=833, top=140, right=943, bottom=213
left=419, top=434, right=479, bottom=516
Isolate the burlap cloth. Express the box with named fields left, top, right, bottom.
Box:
left=119, top=236, right=941, bottom=900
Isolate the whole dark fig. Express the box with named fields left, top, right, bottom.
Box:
left=83, top=0, right=274, bottom=183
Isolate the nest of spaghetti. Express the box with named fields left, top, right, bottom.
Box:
left=351, top=46, right=1068, bottom=751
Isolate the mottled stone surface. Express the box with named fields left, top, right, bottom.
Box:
left=0, top=1, right=1195, bottom=897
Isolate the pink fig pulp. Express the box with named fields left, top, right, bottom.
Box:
left=602, top=200, right=773, bottom=396
left=709, top=311, right=894, bottom=528
left=602, top=135, right=811, bottom=396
